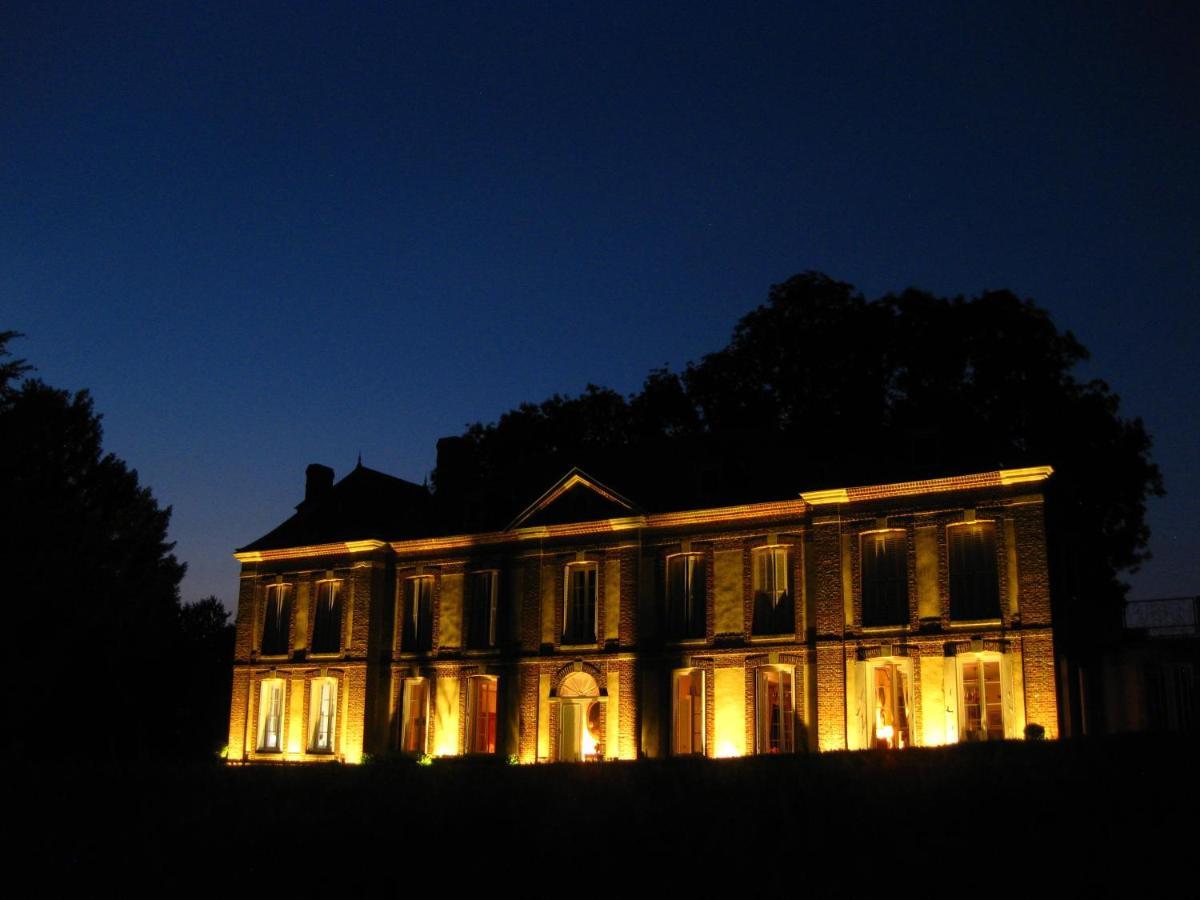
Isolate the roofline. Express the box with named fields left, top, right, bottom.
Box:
left=505, top=467, right=641, bottom=531
left=233, top=466, right=1051, bottom=563
left=799, top=465, right=1053, bottom=505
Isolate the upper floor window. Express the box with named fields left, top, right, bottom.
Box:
left=563, top=562, right=597, bottom=645
left=666, top=553, right=706, bottom=640
left=672, top=669, right=705, bottom=756
left=257, top=679, right=284, bottom=753
left=861, top=531, right=909, bottom=627
left=261, top=583, right=292, bottom=657
left=467, top=676, right=498, bottom=754
left=465, top=571, right=498, bottom=650
left=948, top=523, right=1001, bottom=621
left=402, top=576, right=434, bottom=652
left=309, top=678, right=337, bottom=754
left=755, top=666, right=795, bottom=753
left=311, top=580, right=343, bottom=654
left=751, top=546, right=793, bottom=635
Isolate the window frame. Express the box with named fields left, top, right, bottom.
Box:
left=860, top=529, right=910, bottom=628
left=308, top=677, right=338, bottom=755
left=464, top=570, right=499, bottom=650
left=260, top=582, right=292, bottom=657
left=310, top=578, right=343, bottom=656
left=399, top=677, right=430, bottom=755
left=401, top=575, right=434, bottom=653
left=751, top=545, right=794, bottom=636
left=957, top=653, right=1006, bottom=741
left=665, top=552, right=706, bottom=641
left=866, top=657, right=913, bottom=749
left=466, top=675, right=499, bottom=755
left=257, top=678, right=285, bottom=753
left=755, top=665, right=796, bottom=754
left=562, top=561, right=599, bottom=646
left=947, top=521, right=1002, bottom=622
left=671, top=668, right=706, bottom=756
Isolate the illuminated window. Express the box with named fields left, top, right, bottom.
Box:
left=755, top=666, right=795, bottom=753
left=666, top=554, right=706, bottom=640
left=861, top=531, right=908, bottom=627
left=949, top=523, right=1001, bottom=620
left=563, top=562, right=597, bottom=645
left=309, top=678, right=337, bottom=754
left=672, top=669, right=705, bottom=755
left=467, top=676, right=498, bottom=754
left=311, top=580, right=342, bottom=654
left=960, top=657, right=1004, bottom=741
left=869, top=661, right=911, bottom=749
left=400, top=679, right=429, bottom=754
left=402, top=576, right=433, bottom=652
left=261, top=584, right=292, bottom=657
left=751, top=546, right=793, bottom=635
left=257, top=679, right=284, bottom=753
left=465, top=571, right=498, bottom=650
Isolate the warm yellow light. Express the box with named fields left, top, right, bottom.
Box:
left=716, top=740, right=740, bottom=759
left=581, top=726, right=597, bottom=759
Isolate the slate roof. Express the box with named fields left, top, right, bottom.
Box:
left=238, top=463, right=433, bottom=552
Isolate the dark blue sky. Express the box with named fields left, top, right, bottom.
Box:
left=3, top=2, right=1196, bottom=609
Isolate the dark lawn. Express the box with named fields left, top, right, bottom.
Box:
left=16, top=735, right=1192, bottom=891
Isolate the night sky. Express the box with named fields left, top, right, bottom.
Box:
left=3, top=3, right=1196, bottom=610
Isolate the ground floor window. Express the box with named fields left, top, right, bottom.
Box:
left=672, top=669, right=705, bottom=755
left=309, top=678, right=337, bottom=753
left=755, top=666, right=795, bottom=754
left=467, top=676, right=498, bottom=754
left=870, top=661, right=911, bottom=749
left=400, top=678, right=429, bottom=754
left=960, top=657, right=1003, bottom=740
left=257, top=679, right=284, bottom=752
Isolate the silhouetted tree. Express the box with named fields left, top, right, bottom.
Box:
left=1, top=331, right=188, bottom=760
left=175, top=596, right=235, bottom=758
left=434, top=274, right=1164, bottom=725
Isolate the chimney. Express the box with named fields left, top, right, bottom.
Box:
left=305, top=463, right=334, bottom=504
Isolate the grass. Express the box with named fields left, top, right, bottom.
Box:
left=14, top=734, right=1193, bottom=890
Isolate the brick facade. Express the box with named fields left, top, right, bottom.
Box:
left=228, top=466, right=1060, bottom=762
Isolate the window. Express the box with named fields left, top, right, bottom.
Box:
left=309, top=678, right=337, bottom=754
left=666, top=554, right=706, bottom=640
left=960, top=657, right=1003, bottom=741
left=563, top=562, right=597, bottom=645
left=755, top=666, right=795, bottom=753
left=672, top=669, right=705, bottom=755
left=467, top=676, right=498, bottom=754
left=261, top=584, right=292, bottom=656
left=311, top=580, right=342, bottom=654
left=402, top=576, right=433, bottom=652
left=949, top=523, right=1001, bottom=620
left=257, top=679, right=284, bottom=753
left=465, top=571, right=498, bottom=650
left=869, top=661, right=911, bottom=749
left=400, top=679, right=429, bottom=754
left=751, top=546, right=793, bottom=635
left=861, top=531, right=909, bottom=627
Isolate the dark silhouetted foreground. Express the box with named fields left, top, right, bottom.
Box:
left=13, top=735, right=1192, bottom=889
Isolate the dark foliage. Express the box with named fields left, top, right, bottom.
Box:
left=15, top=736, right=1195, bottom=889
left=433, top=274, right=1164, bottom=654
left=0, top=332, right=231, bottom=759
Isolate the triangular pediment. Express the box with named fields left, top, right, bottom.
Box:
left=507, top=469, right=642, bottom=530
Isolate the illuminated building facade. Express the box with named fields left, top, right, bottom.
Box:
left=227, top=462, right=1059, bottom=763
